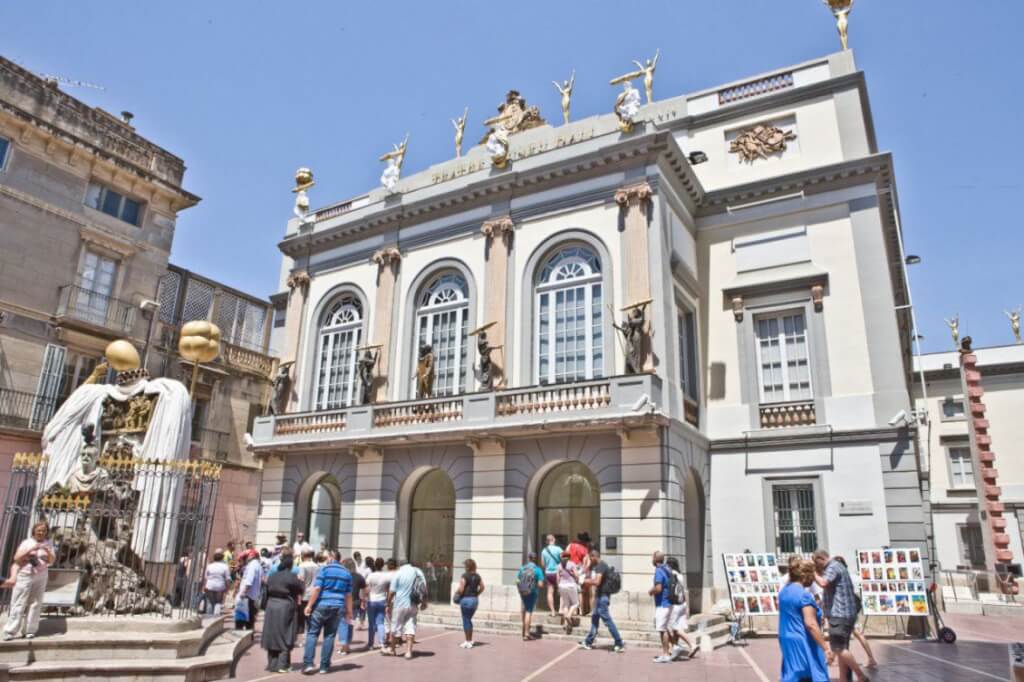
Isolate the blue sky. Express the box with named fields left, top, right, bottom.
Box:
left=3, top=1, right=1022, bottom=353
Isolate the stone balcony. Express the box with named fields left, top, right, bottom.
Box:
left=55, top=284, right=138, bottom=338
left=252, top=374, right=666, bottom=451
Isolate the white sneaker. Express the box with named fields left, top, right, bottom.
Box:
left=466, top=641, right=474, bottom=649
left=459, top=641, right=470, bottom=648
left=654, top=654, right=672, bottom=663
left=2, top=634, right=13, bottom=642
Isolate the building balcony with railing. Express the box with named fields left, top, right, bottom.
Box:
left=252, top=373, right=667, bottom=450
left=55, top=284, right=138, bottom=337
left=0, top=387, right=54, bottom=433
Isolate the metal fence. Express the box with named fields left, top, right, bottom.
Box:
left=56, top=284, right=137, bottom=335
left=0, top=452, right=221, bottom=619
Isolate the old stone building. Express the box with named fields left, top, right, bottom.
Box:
left=0, top=57, right=269, bottom=548
left=250, top=49, right=928, bottom=616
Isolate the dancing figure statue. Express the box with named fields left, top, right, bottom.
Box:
left=452, top=107, right=468, bottom=158
left=416, top=343, right=435, bottom=399
left=632, top=49, right=659, bottom=104
left=552, top=70, right=575, bottom=125
left=613, top=302, right=650, bottom=374
left=944, top=315, right=960, bottom=347
left=358, top=347, right=379, bottom=405
left=1006, top=307, right=1022, bottom=344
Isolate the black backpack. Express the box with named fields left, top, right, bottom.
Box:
left=603, top=565, right=622, bottom=595
left=667, top=570, right=682, bottom=605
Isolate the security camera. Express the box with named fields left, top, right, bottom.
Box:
left=632, top=394, right=651, bottom=412
left=140, top=299, right=160, bottom=312
left=888, top=409, right=909, bottom=427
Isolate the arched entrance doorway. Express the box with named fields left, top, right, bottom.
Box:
left=536, top=461, right=600, bottom=610
left=409, top=468, right=455, bottom=603
left=305, top=477, right=340, bottom=550
left=683, top=468, right=706, bottom=612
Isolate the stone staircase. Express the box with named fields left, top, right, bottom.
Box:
left=416, top=606, right=732, bottom=650
left=0, top=615, right=251, bottom=681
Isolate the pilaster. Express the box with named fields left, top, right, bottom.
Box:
left=282, top=270, right=310, bottom=410
left=613, top=428, right=668, bottom=595
left=254, top=455, right=293, bottom=547
left=342, top=447, right=391, bottom=560
left=480, top=217, right=514, bottom=387
left=615, top=182, right=654, bottom=370
left=370, top=247, right=402, bottom=402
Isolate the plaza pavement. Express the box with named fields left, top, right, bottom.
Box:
left=233, top=611, right=1020, bottom=681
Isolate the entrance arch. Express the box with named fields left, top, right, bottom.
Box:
left=294, top=474, right=341, bottom=550
left=408, top=468, right=456, bottom=603
left=683, top=467, right=706, bottom=612
left=535, top=461, right=601, bottom=559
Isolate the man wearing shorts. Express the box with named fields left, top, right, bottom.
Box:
left=386, top=561, right=427, bottom=660
left=814, top=549, right=867, bottom=682
left=540, top=535, right=563, bottom=613
left=649, top=552, right=675, bottom=663
left=516, top=553, right=545, bottom=641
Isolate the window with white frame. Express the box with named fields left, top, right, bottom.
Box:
left=676, top=304, right=698, bottom=402
left=772, top=484, right=818, bottom=555
left=947, top=446, right=974, bottom=489
left=941, top=398, right=965, bottom=420
left=416, top=273, right=469, bottom=397
left=75, top=250, right=118, bottom=325
left=84, top=181, right=142, bottom=225
left=535, top=245, right=603, bottom=385
left=754, top=311, right=812, bottom=403
left=0, top=136, right=10, bottom=170
left=314, top=296, right=363, bottom=409
left=957, top=524, right=985, bottom=569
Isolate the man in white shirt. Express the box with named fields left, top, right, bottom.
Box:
left=292, top=531, right=313, bottom=557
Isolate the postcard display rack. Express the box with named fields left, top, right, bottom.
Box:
left=855, top=547, right=929, bottom=618
left=723, top=552, right=785, bottom=629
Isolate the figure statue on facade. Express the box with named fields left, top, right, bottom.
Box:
left=822, top=0, right=854, bottom=51
left=944, top=314, right=960, bottom=347
left=379, top=134, right=409, bottom=191
left=65, top=425, right=110, bottom=495
left=552, top=70, right=575, bottom=125
left=292, top=167, right=315, bottom=225
left=612, top=300, right=651, bottom=374
left=416, top=343, right=435, bottom=399
left=632, top=49, right=659, bottom=104
left=357, top=345, right=380, bottom=405
left=481, top=90, right=546, bottom=169
left=267, top=362, right=292, bottom=416
left=1006, top=307, right=1022, bottom=344
left=610, top=79, right=642, bottom=133
left=451, top=107, right=468, bottom=158
left=470, top=322, right=503, bottom=391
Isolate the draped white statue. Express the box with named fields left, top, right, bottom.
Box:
left=41, top=341, right=192, bottom=561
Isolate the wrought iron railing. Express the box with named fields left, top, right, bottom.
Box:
left=0, top=387, right=55, bottom=431
left=0, top=452, right=221, bottom=619
left=56, top=284, right=137, bottom=335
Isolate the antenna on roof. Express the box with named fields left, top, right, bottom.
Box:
left=39, top=73, right=106, bottom=92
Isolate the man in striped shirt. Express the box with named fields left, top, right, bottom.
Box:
left=302, top=550, right=352, bottom=675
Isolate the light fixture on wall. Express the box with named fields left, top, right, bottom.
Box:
left=688, top=151, right=708, bottom=165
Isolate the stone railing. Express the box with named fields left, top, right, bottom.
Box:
left=0, top=387, right=54, bottom=432
left=274, top=410, right=348, bottom=436
left=495, top=379, right=611, bottom=417
left=374, top=397, right=464, bottom=428
left=759, top=400, right=816, bottom=429
left=222, top=341, right=276, bottom=378
left=252, top=374, right=665, bottom=446
left=56, top=284, right=138, bottom=336
left=718, top=72, right=794, bottom=105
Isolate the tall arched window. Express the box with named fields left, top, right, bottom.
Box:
left=314, top=295, right=363, bottom=409
left=415, top=272, right=469, bottom=396
left=535, top=245, right=603, bottom=384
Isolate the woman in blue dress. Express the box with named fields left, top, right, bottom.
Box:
left=778, top=559, right=832, bottom=682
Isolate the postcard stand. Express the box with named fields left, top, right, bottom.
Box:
left=721, top=552, right=784, bottom=640
left=854, top=547, right=929, bottom=637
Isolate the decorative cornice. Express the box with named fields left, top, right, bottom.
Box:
left=480, top=216, right=514, bottom=242
left=79, top=224, right=142, bottom=258
left=371, top=246, right=402, bottom=268
left=614, top=181, right=654, bottom=208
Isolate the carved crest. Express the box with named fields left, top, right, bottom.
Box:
left=729, top=124, right=797, bottom=163
left=480, top=90, right=546, bottom=143
left=100, top=394, right=158, bottom=434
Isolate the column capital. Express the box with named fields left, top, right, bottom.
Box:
left=371, top=246, right=403, bottom=269
left=481, top=216, right=515, bottom=242
left=614, top=181, right=654, bottom=207
left=286, top=269, right=310, bottom=293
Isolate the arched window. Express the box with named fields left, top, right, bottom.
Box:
left=314, top=295, right=363, bottom=409
left=415, top=272, right=469, bottom=397
left=535, top=245, right=603, bottom=384
left=305, top=478, right=340, bottom=550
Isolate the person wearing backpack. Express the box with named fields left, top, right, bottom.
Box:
left=650, top=551, right=675, bottom=662
left=516, top=552, right=545, bottom=641
left=385, top=560, right=428, bottom=660
left=579, top=547, right=624, bottom=653
left=665, top=556, right=698, bottom=660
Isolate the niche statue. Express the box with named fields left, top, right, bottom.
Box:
left=613, top=300, right=651, bottom=374
left=358, top=347, right=379, bottom=405
left=416, top=343, right=435, bottom=399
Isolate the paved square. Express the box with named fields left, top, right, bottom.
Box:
left=234, top=612, right=1020, bottom=681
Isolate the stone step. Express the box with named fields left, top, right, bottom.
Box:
left=6, top=625, right=252, bottom=681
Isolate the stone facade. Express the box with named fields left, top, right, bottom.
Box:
left=253, top=49, right=928, bottom=617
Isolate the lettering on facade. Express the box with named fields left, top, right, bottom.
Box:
left=430, top=126, right=597, bottom=185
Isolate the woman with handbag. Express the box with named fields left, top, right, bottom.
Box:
left=453, top=558, right=484, bottom=649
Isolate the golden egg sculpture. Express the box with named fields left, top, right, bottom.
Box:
left=105, top=340, right=141, bottom=370
left=179, top=320, right=221, bottom=364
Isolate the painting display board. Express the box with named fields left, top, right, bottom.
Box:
left=722, top=552, right=784, bottom=616
left=855, top=547, right=929, bottom=616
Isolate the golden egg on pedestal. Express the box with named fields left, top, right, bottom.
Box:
left=105, top=340, right=141, bottom=371
left=179, top=321, right=222, bottom=363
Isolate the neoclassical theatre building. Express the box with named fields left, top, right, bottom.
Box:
left=252, top=49, right=927, bottom=614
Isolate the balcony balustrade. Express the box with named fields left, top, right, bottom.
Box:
left=253, top=374, right=664, bottom=448
left=759, top=400, right=817, bottom=429
left=0, top=387, right=54, bottom=432
left=56, top=284, right=137, bottom=336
